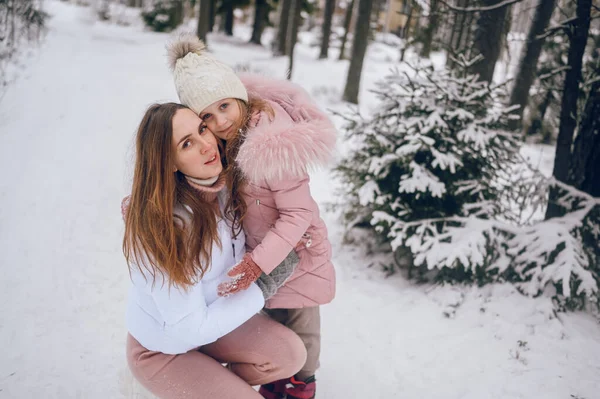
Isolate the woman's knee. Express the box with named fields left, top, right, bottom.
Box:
left=278, top=326, right=308, bottom=376
left=126, top=334, right=170, bottom=382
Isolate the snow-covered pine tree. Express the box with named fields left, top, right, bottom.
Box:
left=141, top=0, right=184, bottom=32
left=336, top=57, right=522, bottom=284
left=335, top=56, right=600, bottom=309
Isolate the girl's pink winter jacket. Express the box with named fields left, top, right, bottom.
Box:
left=237, top=73, right=337, bottom=309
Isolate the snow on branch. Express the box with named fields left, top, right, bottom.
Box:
left=535, top=16, right=579, bottom=41
left=438, top=0, right=523, bottom=13
left=538, top=66, right=571, bottom=82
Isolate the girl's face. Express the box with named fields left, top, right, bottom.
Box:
left=172, top=108, right=222, bottom=180
left=199, top=98, right=242, bottom=140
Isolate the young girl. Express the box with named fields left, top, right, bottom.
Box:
left=122, top=102, right=306, bottom=399
left=167, top=35, right=337, bottom=399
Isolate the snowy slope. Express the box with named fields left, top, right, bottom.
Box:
left=0, top=2, right=598, bottom=398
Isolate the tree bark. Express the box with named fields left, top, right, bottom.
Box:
left=197, top=0, right=211, bottom=43
left=319, top=0, right=337, bottom=59
left=287, top=0, right=303, bottom=79
left=420, top=0, right=439, bottom=58
left=223, top=0, right=234, bottom=36
left=526, top=89, right=553, bottom=138
left=569, top=78, right=600, bottom=197
left=342, top=0, right=373, bottom=104
left=508, top=0, right=556, bottom=130
left=339, top=0, right=355, bottom=60
left=545, top=0, right=592, bottom=219
left=250, top=0, right=269, bottom=45
left=208, top=0, right=216, bottom=32
left=446, top=0, right=472, bottom=69
left=468, top=0, right=511, bottom=83
left=274, top=0, right=292, bottom=55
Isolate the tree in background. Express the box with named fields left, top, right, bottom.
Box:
left=445, top=0, right=476, bottom=70
left=250, top=0, right=271, bottom=45
left=219, top=0, right=235, bottom=35
left=342, top=0, right=373, bottom=103
left=217, top=0, right=250, bottom=36
left=468, top=0, right=511, bottom=83
left=338, top=0, right=355, bottom=60
left=508, top=0, right=557, bottom=131
left=419, top=0, right=440, bottom=58
left=319, top=0, right=337, bottom=59
left=546, top=0, right=593, bottom=220
left=197, top=0, right=211, bottom=42
left=286, top=0, right=303, bottom=78
left=273, top=0, right=292, bottom=55
left=142, top=0, right=185, bottom=32
left=0, top=0, right=47, bottom=93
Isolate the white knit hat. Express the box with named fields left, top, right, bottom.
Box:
left=167, top=34, right=248, bottom=114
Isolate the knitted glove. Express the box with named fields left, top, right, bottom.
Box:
left=217, top=253, right=262, bottom=297
left=255, top=250, right=300, bottom=300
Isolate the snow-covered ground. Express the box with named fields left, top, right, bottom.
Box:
left=0, top=2, right=599, bottom=398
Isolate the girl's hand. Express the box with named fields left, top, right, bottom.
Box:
left=217, top=253, right=262, bottom=297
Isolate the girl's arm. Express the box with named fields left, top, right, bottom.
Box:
left=249, top=176, right=313, bottom=274
left=217, top=176, right=314, bottom=296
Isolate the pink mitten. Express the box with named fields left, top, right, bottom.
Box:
left=218, top=253, right=262, bottom=297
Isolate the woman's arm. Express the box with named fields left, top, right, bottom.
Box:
left=151, top=282, right=265, bottom=353
left=217, top=177, right=313, bottom=296
left=131, top=267, right=264, bottom=354
left=249, top=177, right=313, bottom=274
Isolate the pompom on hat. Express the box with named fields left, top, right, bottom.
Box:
left=167, top=34, right=248, bottom=114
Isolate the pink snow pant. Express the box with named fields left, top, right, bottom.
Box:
left=126, top=314, right=307, bottom=399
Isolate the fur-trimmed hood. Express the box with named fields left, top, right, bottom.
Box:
left=235, top=73, right=337, bottom=184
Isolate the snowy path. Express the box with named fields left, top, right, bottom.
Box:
left=0, top=2, right=599, bottom=398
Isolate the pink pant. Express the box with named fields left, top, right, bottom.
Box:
left=126, top=314, right=307, bottom=399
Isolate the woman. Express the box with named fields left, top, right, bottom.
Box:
left=168, top=36, right=337, bottom=399
left=122, top=103, right=306, bottom=399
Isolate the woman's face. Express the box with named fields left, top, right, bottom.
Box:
left=172, top=108, right=222, bottom=180
left=199, top=98, right=242, bottom=140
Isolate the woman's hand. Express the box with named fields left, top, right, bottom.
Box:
left=217, top=253, right=262, bottom=297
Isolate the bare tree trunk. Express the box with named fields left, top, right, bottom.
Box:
left=446, top=0, right=472, bottom=69
left=468, top=0, right=510, bottom=83
left=172, top=0, right=185, bottom=27
left=420, top=0, right=439, bottom=58
left=223, top=0, right=234, bottom=36
left=546, top=0, right=592, bottom=219
left=197, top=0, right=211, bottom=43
left=208, top=0, right=216, bottom=32
left=319, top=0, right=337, bottom=59
left=569, top=78, right=600, bottom=197
left=250, top=0, right=269, bottom=45
left=399, top=1, right=414, bottom=61
left=343, top=0, right=374, bottom=104
left=526, top=89, right=553, bottom=138
left=274, top=0, right=292, bottom=55
left=508, top=0, right=556, bottom=130
left=339, top=0, right=355, bottom=60
left=287, top=0, right=303, bottom=79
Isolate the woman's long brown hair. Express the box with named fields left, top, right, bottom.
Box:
left=222, top=98, right=274, bottom=237
left=123, top=103, right=221, bottom=289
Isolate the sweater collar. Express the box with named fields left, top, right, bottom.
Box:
left=186, top=174, right=226, bottom=203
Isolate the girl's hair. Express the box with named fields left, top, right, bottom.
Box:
left=223, top=97, right=274, bottom=237
left=123, top=103, right=222, bottom=288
